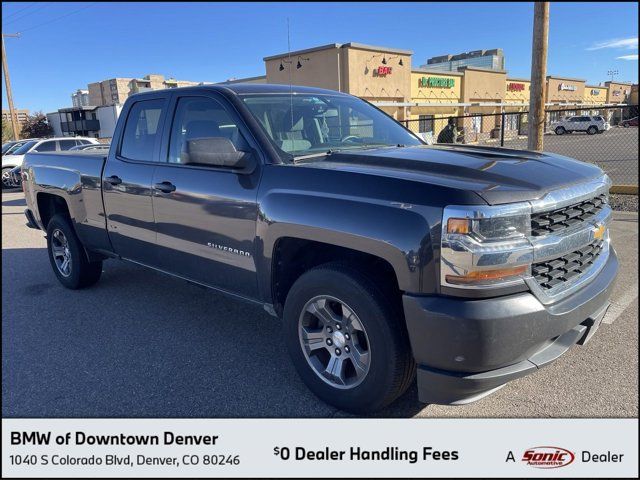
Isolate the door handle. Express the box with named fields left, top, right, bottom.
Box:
left=153, top=181, right=176, bottom=193
left=104, top=175, right=122, bottom=185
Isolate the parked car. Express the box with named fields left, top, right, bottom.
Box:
left=552, top=115, right=610, bottom=135
left=620, top=116, right=638, bottom=127
left=2, top=139, right=38, bottom=156
left=68, top=143, right=111, bottom=152
left=2, top=137, right=99, bottom=188
left=2, top=140, right=23, bottom=155
left=22, top=84, right=617, bottom=413
left=6, top=165, right=22, bottom=189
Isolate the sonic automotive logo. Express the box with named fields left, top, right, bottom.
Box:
left=522, top=446, right=575, bottom=468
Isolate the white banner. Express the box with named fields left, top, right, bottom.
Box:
left=2, top=418, right=637, bottom=478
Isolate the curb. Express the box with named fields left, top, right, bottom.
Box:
left=611, top=185, right=639, bottom=195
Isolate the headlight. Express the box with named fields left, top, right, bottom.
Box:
left=441, top=203, right=533, bottom=290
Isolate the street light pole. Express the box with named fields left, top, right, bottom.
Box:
left=2, top=33, right=21, bottom=140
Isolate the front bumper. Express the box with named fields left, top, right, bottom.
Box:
left=403, top=247, right=618, bottom=405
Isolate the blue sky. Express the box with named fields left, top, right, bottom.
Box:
left=2, top=1, right=638, bottom=113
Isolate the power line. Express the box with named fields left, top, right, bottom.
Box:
left=3, top=2, right=39, bottom=22
left=2, top=3, right=47, bottom=26
left=16, top=3, right=97, bottom=34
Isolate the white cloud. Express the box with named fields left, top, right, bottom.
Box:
left=587, top=37, right=638, bottom=51
left=617, top=54, right=639, bottom=61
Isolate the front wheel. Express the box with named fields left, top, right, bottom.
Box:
left=46, top=214, right=103, bottom=289
left=283, top=264, right=415, bottom=413
left=587, top=126, right=598, bottom=135
left=2, top=167, right=15, bottom=189
left=555, top=126, right=566, bottom=135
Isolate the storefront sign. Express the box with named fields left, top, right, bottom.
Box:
left=373, top=66, right=393, bottom=77
left=507, top=82, right=526, bottom=92
left=418, top=76, right=455, bottom=88
left=591, top=89, right=600, bottom=95
left=559, top=83, right=578, bottom=91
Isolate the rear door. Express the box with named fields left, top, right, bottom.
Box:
left=102, top=93, right=170, bottom=266
left=150, top=92, right=262, bottom=298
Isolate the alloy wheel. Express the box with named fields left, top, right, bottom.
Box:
left=298, top=295, right=371, bottom=389
left=51, top=229, right=73, bottom=277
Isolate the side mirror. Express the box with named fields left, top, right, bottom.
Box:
left=181, top=137, right=256, bottom=173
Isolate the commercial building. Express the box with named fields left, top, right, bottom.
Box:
left=71, top=89, right=90, bottom=107
left=2, top=109, right=29, bottom=129
left=421, top=49, right=505, bottom=72
left=87, top=74, right=204, bottom=107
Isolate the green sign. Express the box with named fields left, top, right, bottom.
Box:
left=419, top=76, right=455, bottom=88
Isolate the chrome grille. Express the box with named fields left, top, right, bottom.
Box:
left=531, top=194, right=607, bottom=236
left=532, top=238, right=605, bottom=290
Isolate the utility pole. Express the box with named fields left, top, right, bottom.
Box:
left=2, top=33, right=21, bottom=140
left=527, top=2, right=549, bottom=151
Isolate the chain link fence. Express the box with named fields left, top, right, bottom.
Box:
left=401, top=105, right=639, bottom=189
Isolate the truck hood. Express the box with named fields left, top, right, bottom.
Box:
left=295, top=145, right=604, bottom=204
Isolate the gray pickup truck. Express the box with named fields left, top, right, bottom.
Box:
left=22, top=84, right=617, bottom=413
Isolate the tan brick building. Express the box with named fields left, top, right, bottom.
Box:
left=87, top=74, right=203, bottom=107
left=2, top=109, right=29, bottom=129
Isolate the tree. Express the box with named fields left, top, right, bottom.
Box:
left=2, top=120, right=14, bottom=142
left=20, top=111, right=53, bottom=139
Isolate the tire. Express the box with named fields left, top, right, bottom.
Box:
left=283, top=263, right=415, bottom=414
left=587, top=126, right=597, bottom=135
left=46, top=214, right=102, bottom=289
left=623, top=123, right=629, bottom=128
left=2, top=167, right=15, bottom=189
left=555, top=126, right=565, bottom=135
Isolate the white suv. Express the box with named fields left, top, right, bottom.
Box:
left=552, top=115, right=610, bottom=135
left=2, top=137, right=99, bottom=188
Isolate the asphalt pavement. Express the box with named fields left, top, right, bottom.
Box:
left=502, top=127, right=638, bottom=187
left=2, top=191, right=638, bottom=418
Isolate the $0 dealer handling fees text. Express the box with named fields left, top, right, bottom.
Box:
left=273, top=446, right=459, bottom=464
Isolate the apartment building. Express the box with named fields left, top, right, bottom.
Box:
left=71, top=89, right=90, bottom=107
left=87, top=74, right=203, bottom=107
left=2, top=109, right=30, bottom=129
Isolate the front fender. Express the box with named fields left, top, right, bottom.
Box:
left=257, top=189, right=434, bottom=300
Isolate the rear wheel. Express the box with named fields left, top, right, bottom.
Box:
left=587, top=126, right=598, bottom=135
left=555, top=126, right=566, bottom=135
left=46, top=214, right=102, bottom=289
left=283, top=263, right=415, bottom=413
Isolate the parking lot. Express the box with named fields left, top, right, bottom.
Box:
left=2, top=190, right=638, bottom=418
left=502, top=127, right=638, bottom=187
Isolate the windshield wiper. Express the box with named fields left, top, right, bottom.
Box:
left=293, top=150, right=334, bottom=162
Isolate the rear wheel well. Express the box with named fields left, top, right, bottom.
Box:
left=271, top=237, right=402, bottom=316
left=37, top=193, right=71, bottom=229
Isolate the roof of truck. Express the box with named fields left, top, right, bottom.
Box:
left=128, top=83, right=350, bottom=100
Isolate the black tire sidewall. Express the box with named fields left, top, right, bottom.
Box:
left=283, top=267, right=406, bottom=413
left=555, top=127, right=565, bottom=135
left=46, top=215, right=87, bottom=289
left=587, top=126, right=597, bottom=135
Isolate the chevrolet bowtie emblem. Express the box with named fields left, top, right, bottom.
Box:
left=593, top=223, right=606, bottom=240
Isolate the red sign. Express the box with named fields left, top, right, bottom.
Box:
left=508, top=82, right=525, bottom=92
left=375, top=66, right=392, bottom=76
left=522, top=447, right=575, bottom=469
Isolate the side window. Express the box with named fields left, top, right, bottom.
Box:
left=168, top=96, right=248, bottom=164
left=33, top=141, right=56, bottom=152
left=59, top=139, right=78, bottom=151
left=120, top=99, right=165, bottom=161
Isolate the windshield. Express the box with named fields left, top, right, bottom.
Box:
left=4, top=141, right=29, bottom=155
left=11, top=141, right=39, bottom=155
left=240, top=93, right=422, bottom=158
left=2, top=142, right=15, bottom=154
